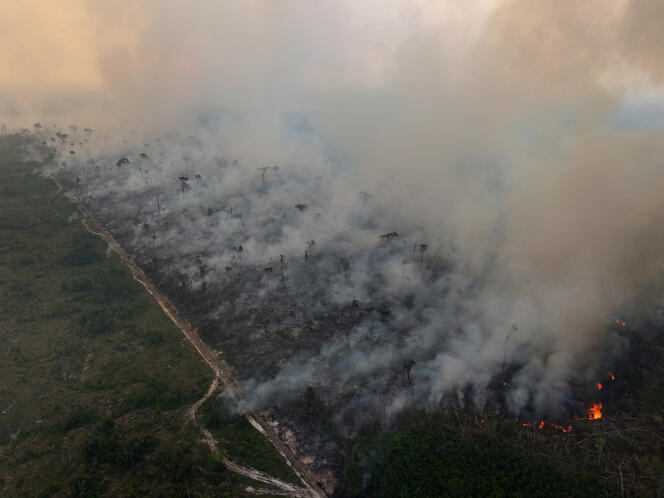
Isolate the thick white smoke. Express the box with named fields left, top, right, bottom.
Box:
left=6, top=0, right=664, bottom=422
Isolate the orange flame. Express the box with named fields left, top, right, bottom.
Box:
left=587, top=403, right=603, bottom=420
left=596, top=382, right=603, bottom=390
left=608, top=371, right=615, bottom=381
left=516, top=419, right=574, bottom=433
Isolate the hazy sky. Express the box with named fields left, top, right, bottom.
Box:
left=0, top=1, right=497, bottom=120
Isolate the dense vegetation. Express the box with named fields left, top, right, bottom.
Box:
left=336, top=409, right=606, bottom=497
left=0, top=135, right=290, bottom=497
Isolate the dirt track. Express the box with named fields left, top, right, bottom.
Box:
left=186, top=377, right=311, bottom=498
left=50, top=174, right=325, bottom=498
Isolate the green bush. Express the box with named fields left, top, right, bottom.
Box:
left=140, top=329, right=166, bottom=346
left=155, top=442, right=196, bottom=483
left=125, top=377, right=190, bottom=411
left=34, top=483, right=60, bottom=498
left=70, top=474, right=103, bottom=497
left=201, top=401, right=230, bottom=430
left=63, top=233, right=100, bottom=266
left=4, top=281, right=34, bottom=300
left=63, top=406, right=97, bottom=432
left=83, top=426, right=155, bottom=470
left=78, top=310, right=115, bottom=336
left=62, top=277, right=94, bottom=293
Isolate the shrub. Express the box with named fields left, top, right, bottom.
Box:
left=63, top=233, right=100, bottom=266
left=63, top=406, right=97, bottom=432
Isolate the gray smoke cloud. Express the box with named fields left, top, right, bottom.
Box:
left=9, top=0, right=664, bottom=422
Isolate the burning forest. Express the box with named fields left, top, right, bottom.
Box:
left=39, top=127, right=641, bottom=426
left=29, top=113, right=659, bottom=486
left=3, top=0, right=664, bottom=495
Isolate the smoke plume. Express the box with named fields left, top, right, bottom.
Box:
left=6, top=0, right=664, bottom=421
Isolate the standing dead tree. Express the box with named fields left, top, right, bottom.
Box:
left=55, top=132, right=68, bottom=150
left=403, top=359, right=416, bottom=384
left=358, top=191, right=372, bottom=206
left=418, top=243, right=428, bottom=263
left=501, top=323, right=519, bottom=382
left=257, top=166, right=270, bottom=185
left=279, top=255, right=287, bottom=290
left=305, top=240, right=316, bottom=260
